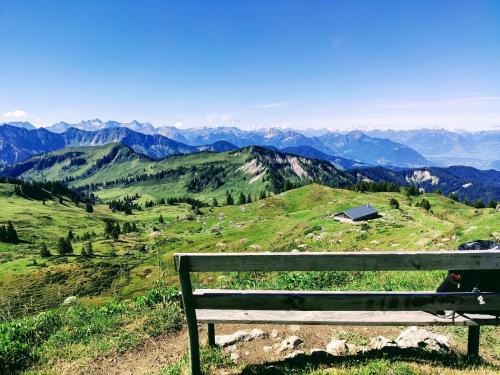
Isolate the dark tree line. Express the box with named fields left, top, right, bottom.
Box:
left=348, top=181, right=401, bottom=193
left=144, top=196, right=208, bottom=209
left=108, top=195, right=142, bottom=214
left=186, top=165, right=226, bottom=193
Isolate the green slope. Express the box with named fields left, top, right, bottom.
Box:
left=1, top=182, right=498, bottom=318
left=2, top=144, right=354, bottom=202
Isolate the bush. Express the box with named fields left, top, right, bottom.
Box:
left=303, top=225, right=322, bottom=235
left=0, top=310, right=62, bottom=373
left=0, top=288, right=183, bottom=373
left=389, top=198, right=399, bottom=209
left=416, top=198, right=431, bottom=211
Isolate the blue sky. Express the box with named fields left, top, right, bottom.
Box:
left=1, top=0, right=500, bottom=130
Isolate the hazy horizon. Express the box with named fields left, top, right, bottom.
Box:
left=2, top=117, right=499, bottom=134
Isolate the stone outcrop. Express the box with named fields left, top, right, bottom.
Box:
left=395, top=326, right=450, bottom=351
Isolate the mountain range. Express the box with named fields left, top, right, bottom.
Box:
left=1, top=121, right=431, bottom=168
left=2, top=141, right=498, bottom=204
left=365, top=129, right=500, bottom=170
left=0, top=125, right=236, bottom=165
left=1, top=120, right=499, bottom=171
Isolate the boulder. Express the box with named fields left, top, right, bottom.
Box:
left=326, top=339, right=349, bottom=356
left=370, top=336, right=397, bottom=350
left=395, top=326, right=449, bottom=351
left=278, top=336, right=303, bottom=352
left=215, top=328, right=267, bottom=347
left=62, top=296, right=78, bottom=306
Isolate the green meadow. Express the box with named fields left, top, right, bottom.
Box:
left=1, top=182, right=499, bottom=373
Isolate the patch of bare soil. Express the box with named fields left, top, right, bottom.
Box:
left=57, top=330, right=188, bottom=375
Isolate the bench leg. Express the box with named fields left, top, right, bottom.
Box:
left=467, top=326, right=480, bottom=357
left=207, top=323, right=216, bottom=347
left=178, top=267, right=201, bottom=375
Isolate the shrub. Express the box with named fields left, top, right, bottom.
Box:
left=303, top=225, right=322, bottom=235
left=389, top=198, right=399, bottom=209
left=416, top=198, right=431, bottom=211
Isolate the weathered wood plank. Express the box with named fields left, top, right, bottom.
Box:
left=193, top=289, right=500, bottom=312
left=196, top=309, right=499, bottom=326
left=178, top=259, right=201, bottom=375
left=174, top=251, right=500, bottom=272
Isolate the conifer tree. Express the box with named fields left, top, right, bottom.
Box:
left=226, top=191, right=234, bottom=205
left=0, top=225, right=6, bottom=242
left=122, top=222, right=132, bottom=233
left=67, top=229, right=74, bottom=242
left=39, top=242, right=51, bottom=257
left=85, top=202, right=93, bottom=213
left=259, top=190, right=266, bottom=200
left=57, top=237, right=73, bottom=255
left=6, top=221, right=18, bottom=244
left=238, top=192, right=246, bottom=205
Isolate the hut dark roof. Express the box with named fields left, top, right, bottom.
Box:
left=335, top=204, right=378, bottom=220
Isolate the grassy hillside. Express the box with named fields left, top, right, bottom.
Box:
left=0, top=182, right=499, bottom=373
left=1, top=182, right=498, bottom=317
left=1, top=144, right=354, bottom=203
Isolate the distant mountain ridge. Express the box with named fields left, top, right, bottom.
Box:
left=280, top=145, right=371, bottom=170
left=5, top=120, right=499, bottom=169
left=2, top=142, right=497, bottom=203
left=355, top=165, right=500, bottom=203
left=0, top=125, right=236, bottom=164
left=2, top=120, right=431, bottom=168
left=365, top=129, right=500, bottom=169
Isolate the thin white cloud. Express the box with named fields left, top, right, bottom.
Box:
left=2, top=110, right=27, bottom=118
left=256, top=102, right=289, bottom=109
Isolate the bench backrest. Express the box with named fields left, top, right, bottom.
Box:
left=174, top=251, right=500, bottom=312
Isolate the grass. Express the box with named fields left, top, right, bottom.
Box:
left=1, top=287, right=182, bottom=374
left=0, top=182, right=498, bottom=373
left=1, top=183, right=499, bottom=317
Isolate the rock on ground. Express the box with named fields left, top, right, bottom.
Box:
left=370, top=336, right=397, bottom=350
left=278, top=336, right=304, bottom=352
left=216, top=329, right=267, bottom=347
left=326, top=339, right=349, bottom=356
left=395, top=326, right=450, bottom=351
left=62, top=296, right=78, bottom=305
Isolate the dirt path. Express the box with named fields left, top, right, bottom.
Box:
left=54, top=324, right=498, bottom=375
left=58, top=330, right=188, bottom=375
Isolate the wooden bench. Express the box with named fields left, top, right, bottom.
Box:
left=174, top=251, right=500, bottom=375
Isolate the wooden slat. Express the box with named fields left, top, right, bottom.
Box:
left=174, top=251, right=500, bottom=272
left=193, top=289, right=500, bottom=312
left=196, top=309, right=499, bottom=326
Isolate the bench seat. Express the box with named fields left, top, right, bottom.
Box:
left=197, top=309, right=498, bottom=326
